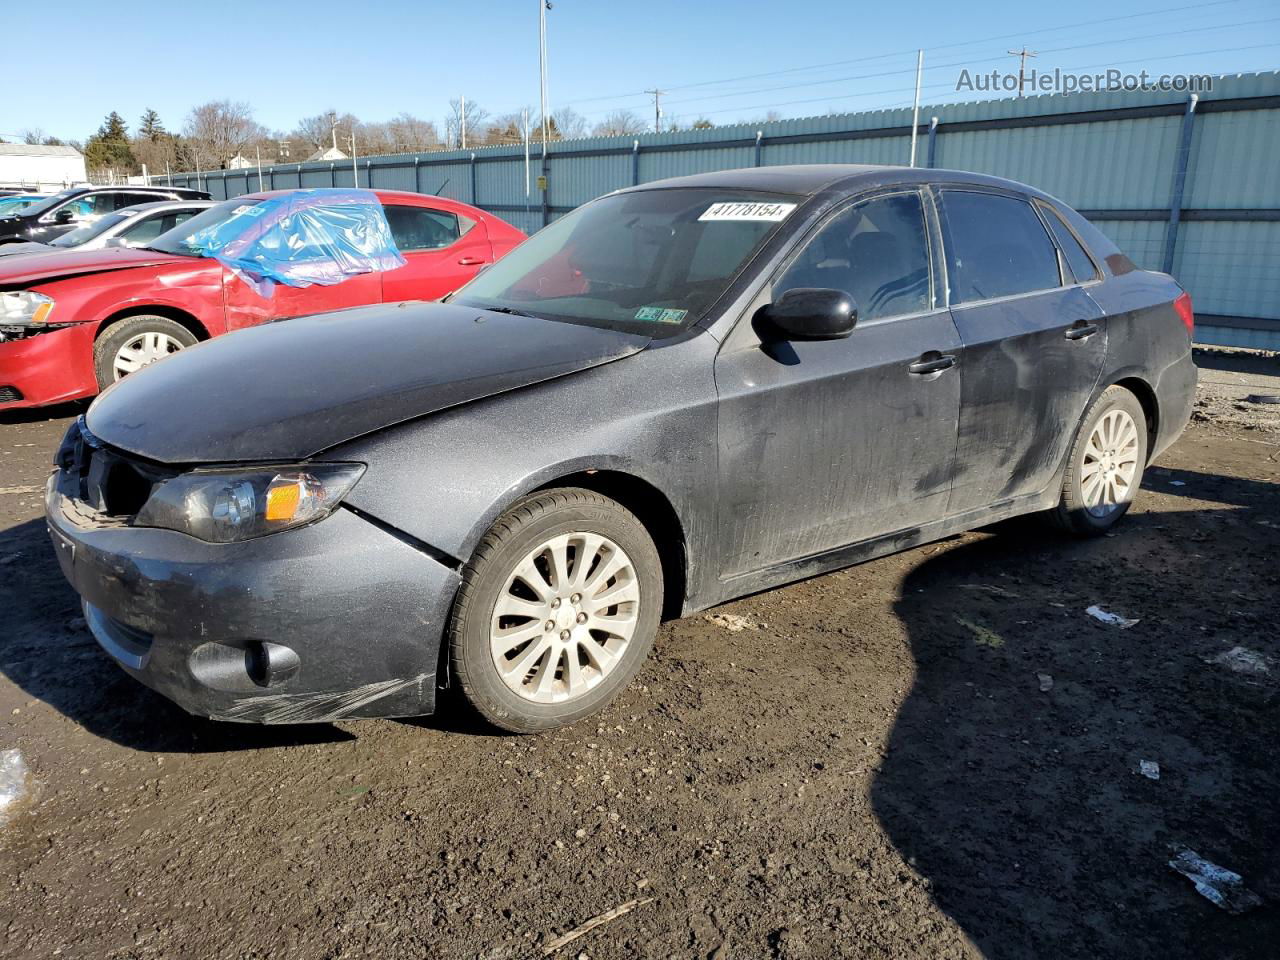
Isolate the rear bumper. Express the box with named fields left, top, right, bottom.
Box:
left=1151, top=348, right=1197, bottom=460
left=0, top=325, right=98, bottom=409
left=46, top=474, right=461, bottom=723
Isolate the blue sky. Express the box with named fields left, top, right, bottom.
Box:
left=9, top=0, right=1280, bottom=142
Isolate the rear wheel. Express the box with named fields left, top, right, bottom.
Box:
left=448, top=488, right=663, bottom=733
left=1050, top=385, right=1149, bottom=536
left=93, top=315, right=197, bottom=390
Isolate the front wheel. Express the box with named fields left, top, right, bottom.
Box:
left=93, top=315, right=197, bottom=390
left=1050, top=385, right=1149, bottom=536
left=448, top=488, right=663, bottom=733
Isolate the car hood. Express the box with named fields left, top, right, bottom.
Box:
left=0, top=241, right=54, bottom=258
left=87, top=301, right=651, bottom=463
left=0, top=246, right=185, bottom=287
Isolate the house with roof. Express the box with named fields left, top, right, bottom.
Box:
left=0, top=143, right=87, bottom=191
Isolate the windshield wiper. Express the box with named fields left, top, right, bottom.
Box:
left=483, top=305, right=541, bottom=319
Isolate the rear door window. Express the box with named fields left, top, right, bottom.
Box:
left=384, top=205, right=461, bottom=251
left=939, top=190, right=1062, bottom=303
left=1037, top=202, right=1100, bottom=284
left=775, top=191, right=932, bottom=321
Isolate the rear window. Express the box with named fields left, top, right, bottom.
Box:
left=940, top=190, right=1061, bottom=304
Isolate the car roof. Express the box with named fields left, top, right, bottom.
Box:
left=115, top=199, right=216, bottom=214
left=616, top=163, right=1054, bottom=201
left=70, top=185, right=206, bottom=195
left=228, top=188, right=486, bottom=212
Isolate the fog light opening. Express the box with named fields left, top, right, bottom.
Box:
left=244, top=640, right=301, bottom=688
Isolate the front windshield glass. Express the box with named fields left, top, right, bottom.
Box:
left=452, top=188, right=799, bottom=336
left=50, top=211, right=130, bottom=247
left=14, top=189, right=78, bottom=219
left=0, top=196, right=41, bottom=215
left=145, top=197, right=262, bottom=256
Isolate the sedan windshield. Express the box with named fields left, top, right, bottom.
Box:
left=14, top=189, right=79, bottom=219
left=453, top=188, right=799, bottom=336
left=144, top=198, right=263, bottom=256
left=50, top=211, right=130, bottom=247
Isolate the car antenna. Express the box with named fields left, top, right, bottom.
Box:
left=432, top=178, right=450, bottom=197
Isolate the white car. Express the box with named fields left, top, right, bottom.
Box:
left=0, top=199, right=213, bottom=258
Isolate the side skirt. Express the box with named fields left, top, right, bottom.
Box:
left=690, top=490, right=1053, bottom=612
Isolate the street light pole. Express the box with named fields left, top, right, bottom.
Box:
left=539, top=0, right=550, bottom=156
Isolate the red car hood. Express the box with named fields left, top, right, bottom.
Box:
left=0, top=247, right=188, bottom=288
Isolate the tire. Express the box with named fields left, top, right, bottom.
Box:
left=448, top=488, right=663, bottom=733
left=93, top=315, right=198, bottom=390
left=1049, top=385, right=1149, bottom=536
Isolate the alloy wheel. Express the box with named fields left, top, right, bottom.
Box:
left=489, top=532, right=640, bottom=704
left=1081, top=408, right=1140, bottom=518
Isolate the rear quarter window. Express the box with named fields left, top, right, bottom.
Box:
left=1037, top=202, right=1100, bottom=283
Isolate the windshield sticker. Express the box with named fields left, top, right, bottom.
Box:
left=698, top=201, right=796, bottom=222
left=635, top=306, right=688, bottom=324
left=230, top=204, right=266, bottom=218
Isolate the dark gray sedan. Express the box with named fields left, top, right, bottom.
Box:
left=46, top=164, right=1196, bottom=732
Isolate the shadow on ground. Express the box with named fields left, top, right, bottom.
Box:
left=873, top=469, right=1280, bottom=958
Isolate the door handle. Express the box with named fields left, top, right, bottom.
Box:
left=457, top=256, right=486, bottom=266
left=908, top=352, right=957, bottom=375
left=1064, top=321, right=1099, bottom=341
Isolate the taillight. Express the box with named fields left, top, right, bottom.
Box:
left=1173, top=291, right=1194, bottom=335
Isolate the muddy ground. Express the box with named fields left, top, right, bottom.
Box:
left=1, top=351, right=1277, bottom=960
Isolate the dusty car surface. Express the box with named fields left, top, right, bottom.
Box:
left=46, top=164, right=1197, bottom=732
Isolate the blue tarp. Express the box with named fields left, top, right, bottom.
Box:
left=187, top=189, right=405, bottom=297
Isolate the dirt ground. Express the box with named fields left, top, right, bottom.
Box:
left=1, top=350, right=1277, bottom=960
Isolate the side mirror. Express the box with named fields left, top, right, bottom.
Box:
left=53, top=208, right=75, bottom=224
left=757, top=287, right=858, bottom=341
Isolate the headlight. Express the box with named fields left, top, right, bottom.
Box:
left=135, top=463, right=365, bottom=543
left=0, top=291, right=55, bottom=326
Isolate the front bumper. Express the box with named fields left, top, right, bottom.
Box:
left=0, top=325, right=99, bottom=409
left=46, top=473, right=461, bottom=723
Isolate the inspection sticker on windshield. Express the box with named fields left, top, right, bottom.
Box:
left=699, top=201, right=796, bottom=222
left=635, top=306, right=687, bottom=324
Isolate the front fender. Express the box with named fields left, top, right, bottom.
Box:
left=334, top=338, right=722, bottom=608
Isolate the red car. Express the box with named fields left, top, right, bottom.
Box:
left=0, top=190, right=524, bottom=409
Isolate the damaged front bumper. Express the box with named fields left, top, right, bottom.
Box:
left=45, top=472, right=461, bottom=723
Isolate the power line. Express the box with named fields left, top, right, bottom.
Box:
left=559, top=0, right=1255, bottom=109
left=621, top=13, right=1280, bottom=117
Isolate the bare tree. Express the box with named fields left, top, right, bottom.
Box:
left=591, top=109, right=647, bottom=137
left=184, top=100, right=266, bottom=168
left=385, top=112, right=440, bottom=152
left=551, top=107, right=588, bottom=140
left=445, top=98, right=490, bottom=149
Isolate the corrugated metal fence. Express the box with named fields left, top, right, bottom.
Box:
left=164, top=71, right=1280, bottom=350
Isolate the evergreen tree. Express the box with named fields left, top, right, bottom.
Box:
left=139, top=109, right=165, bottom=141
left=84, top=111, right=136, bottom=172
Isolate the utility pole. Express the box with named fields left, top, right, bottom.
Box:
left=1007, top=47, right=1038, bottom=98
left=538, top=0, right=551, bottom=226
left=255, top=146, right=263, bottom=191
left=645, top=88, right=666, bottom=133
left=349, top=130, right=358, bottom=187
left=460, top=96, right=467, bottom=149
left=538, top=1, right=551, bottom=153
left=908, top=49, right=924, bottom=167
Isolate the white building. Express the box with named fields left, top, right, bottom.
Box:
left=0, top=143, right=87, bottom=191
left=305, top=145, right=349, bottom=162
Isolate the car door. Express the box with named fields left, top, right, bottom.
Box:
left=380, top=203, right=493, bottom=302
left=936, top=187, right=1107, bottom=515
left=31, top=191, right=112, bottom=242
left=714, top=189, right=963, bottom=578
